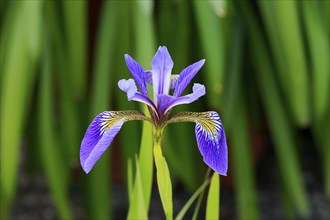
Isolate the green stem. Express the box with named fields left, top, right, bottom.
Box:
left=153, top=127, right=173, bottom=220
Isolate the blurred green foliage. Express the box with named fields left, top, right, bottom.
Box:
left=0, top=1, right=329, bottom=219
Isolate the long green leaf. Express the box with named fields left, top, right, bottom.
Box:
left=206, top=173, right=220, bottom=219
left=127, top=158, right=134, bottom=204
left=62, top=0, right=87, bottom=99
left=38, top=26, right=73, bottom=219
left=258, top=1, right=310, bottom=126
left=175, top=178, right=210, bottom=220
left=127, top=157, right=148, bottom=219
left=154, top=142, right=173, bottom=219
left=0, top=2, right=42, bottom=218
left=229, top=99, right=259, bottom=220
left=246, top=10, right=310, bottom=217
left=301, top=0, right=330, bottom=198
left=193, top=1, right=226, bottom=109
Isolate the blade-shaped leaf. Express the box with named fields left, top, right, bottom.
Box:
left=127, top=158, right=134, bottom=204
left=0, top=2, right=42, bottom=218
left=206, top=173, right=220, bottom=219
left=154, top=142, right=173, bottom=219
left=175, top=178, right=210, bottom=220
left=127, top=157, right=148, bottom=219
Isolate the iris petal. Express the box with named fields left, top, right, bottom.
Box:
left=145, top=71, right=179, bottom=90
left=118, top=79, right=158, bottom=114
left=124, top=54, right=148, bottom=96
left=174, top=59, right=205, bottom=97
left=80, top=111, right=150, bottom=173
left=167, top=111, right=228, bottom=175
left=157, top=83, right=206, bottom=115
left=151, top=46, right=174, bottom=99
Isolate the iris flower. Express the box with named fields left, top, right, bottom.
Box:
left=80, top=46, right=228, bottom=176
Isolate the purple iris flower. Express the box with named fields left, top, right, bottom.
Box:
left=80, top=46, right=228, bottom=175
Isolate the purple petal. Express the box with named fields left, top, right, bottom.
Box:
left=145, top=70, right=153, bottom=85
left=173, top=59, right=205, bottom=97
left=124, top=54, right=148, bottom=96
left=157, top=83, right=206, bottom=115
left=151, top=46, right=174, bottom=99
left=80, top=110, right=150, bottom=173
left=194, top=111, right=228, bottom=175
left=170, top=74, right=179, bottom=89
left=118, top=79, right=158, bottom=115
left=80, top=112, right=124, bottom=173
left=145, top=71, right=178, bottom=90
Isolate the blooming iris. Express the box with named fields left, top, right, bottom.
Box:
left=80, top=46, right=228, bottom=175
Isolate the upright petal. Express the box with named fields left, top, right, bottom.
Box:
left=173, top=59, right=205, bottom=97
left=125, top=54, right=148, bottom=96
left=80, top=111, right=150, bottom=173
left=118, top=79, right=158, bottom=115
left=151, top=46, right=174, bottom=99
left=145, top=71, right=179, bottom=90
left=167, top=111, right=228, bottom=175
left=157, top=83, right=206, bottom=115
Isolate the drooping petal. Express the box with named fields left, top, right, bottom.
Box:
left=173, top=59, right=205, bottom=97
left=118, top=79, right=158, bottom=114
left=166, top=111, right=228, bottom=175
left=157, top=83, right=206, bottom=115
left=151, top=46, right=174, bottom=99
left=80, top=111, right=150, bottom=173
left=124, top=54, right=148, bottom=96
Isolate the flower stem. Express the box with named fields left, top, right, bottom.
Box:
left=153, top=128, right=173, bottom=219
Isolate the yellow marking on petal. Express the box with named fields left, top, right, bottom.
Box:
left=167, top=111, right=222, bottom=137
left=100, top=110, right=151, bottom=134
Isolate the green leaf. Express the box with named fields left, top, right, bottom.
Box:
left=229, top=100, right=259, bottom=220
left=154, top=143, right=173, bottom=219
left=192, top=1, right=226, bottom=108
left=258, top=1, right=310, bottom=126
left=301, top=0, right=330, bottom=198
left=206, top=173, right=220, bottom=219
left=38, top=30, right=73, bottom=220
left=243, top=5, right=309, bottom=215
left=192, top=169, right=211, bottom=220
left=0, top=2, right=42, bottom=218
left=62, top=0, right=87, bottom=99
left=176, top=178, right=210, bottom=220
left=127, top=157, right=148, bottom=219
left=127, top=158, right=134, bottom=204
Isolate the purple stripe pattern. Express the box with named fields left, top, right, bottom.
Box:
left=80, top=46, right=228, bottom=176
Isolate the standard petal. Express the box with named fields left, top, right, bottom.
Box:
left=157, top=83, right=206, bottom=115
left=167, top=111, right=228, bottom=175
left=173, top=59, right=205, bottom=97
left=124, top=54, right=148, bottom=96
left=145, top=71, right=179, bottom=90
left=118, top=79, right=158, bottom=114
left=151, top=46, right=174, bottom=99
left=80, top=111, right=150, bottom=173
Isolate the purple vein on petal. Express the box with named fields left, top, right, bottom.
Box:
left=157, top=83, right=206, bottom=115
left=80, top=112, right=124, bottom=173
left=151, top=46, right=174, bottom=98
left=118, top=79, right=158, bottom=114
left=124, top=54, right=148, bottom=96
left=174, top=59, right=205, bottom=97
